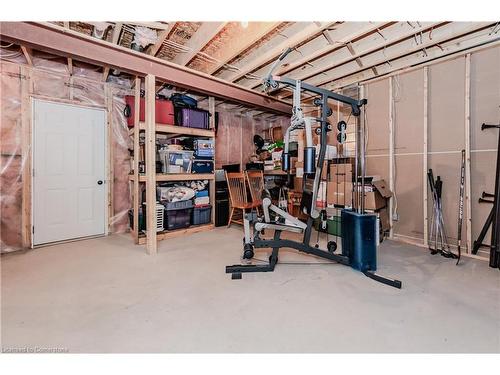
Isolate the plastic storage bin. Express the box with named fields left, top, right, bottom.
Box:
left=194, top=139, right=214, bottom=158
left=313, top=215, right=341, bottom=236
left=192, top=205, right=212, bottom=225
left=159, top=150, right=194, bottom=173
left=192, top=160, right=214, bottom=174
left=163, top=199, right=193, bottom=211
left=164, top=208, right=193, bottom=230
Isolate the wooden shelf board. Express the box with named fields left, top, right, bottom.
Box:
left=137, top=223, right=214, bottom=244
left=129, top=173, right=215, bottom=182
left=129, top=123, right=215, bottom=138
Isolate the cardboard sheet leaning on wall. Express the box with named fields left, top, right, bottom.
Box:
left=0, top=54, right=133, bottom=252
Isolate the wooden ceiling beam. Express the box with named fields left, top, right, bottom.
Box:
left=0, top=22, right=291, bottom=114
left=204, top=22, right=282, bottom=75
left=20, top=45, right=32, bottom=66
left=102, top=22, right=123, bottom=81
left=146, top=22, right=176, bottom=57
left=248, top=22, right=389, bottom=89
left=299, top=24, right=498, bottom=102
left=278, top=21, right=445, bottom=99
left=304, top=22, right=495, bottom=91
left=327, top=26, right=500, bottom=91
left=226, top=21, right=338, bottom=83
left=171, top=22, right=227, bottom=66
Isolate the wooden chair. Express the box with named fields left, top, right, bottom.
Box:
left=226, top=171, right=260, bottom=227
left=245, top=170, right=264, bottom=215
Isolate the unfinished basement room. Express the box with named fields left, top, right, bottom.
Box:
left=1, top=2, right=499, bottom=370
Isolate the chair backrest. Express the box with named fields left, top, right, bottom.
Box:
left=245, top=170, right=264, bottom=204
left=226, top=171, right=248, bottom=207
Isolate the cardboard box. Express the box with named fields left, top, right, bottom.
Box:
left=297, top=130, right=304, bottom=162
left=330, top=163, right=353, bottom=183
left=356, top=179, right=393, bottom=210
left=378, top=207, right=390, bottom=232
left=327, top=181, right=353, bottom=206
left=290, top=156, right=298, bottom=174
left=294, top=177, right=303, bottom=193
left=295, top=161, right=304, bottom=177
left=321, top=160, right=328, bottom=180
left=316, top=181, right=327, bottom=208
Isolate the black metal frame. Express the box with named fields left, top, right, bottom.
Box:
left=225, top=70, right=402, bottom=288
left=472, top=123, right=500, bottom=269
left=226, top=217, right=351, bottom=276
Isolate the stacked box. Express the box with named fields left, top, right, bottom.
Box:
left=327, top=181, right=353, bottom=206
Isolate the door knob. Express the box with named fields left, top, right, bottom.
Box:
left=97, top=180, right=103, bottom=185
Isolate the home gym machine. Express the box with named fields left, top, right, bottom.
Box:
left=225, top=48, right=402, bottom=288
left=472, top=123, right=500, bottom=269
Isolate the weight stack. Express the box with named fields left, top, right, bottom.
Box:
left=341, top=209, right=377, bottom=272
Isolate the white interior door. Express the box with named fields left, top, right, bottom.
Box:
left=33, top=100, right=107, bottom=245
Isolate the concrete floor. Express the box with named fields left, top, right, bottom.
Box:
left=1, top=227, right=499, bottom=353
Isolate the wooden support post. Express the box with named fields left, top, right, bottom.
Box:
left=132, top=77, right=141, bottom=244
left=208, top=96, right=216, bottom=225
left=20, top=45, right=33, bottom=66
left=20, top=66, right=32, bottom=248
left=208, top=97, right=215, bottom=130
left=464, top=54, right=472, bottom=253
left=67, top=57, right=73, bottom=76
left=105, top=85, right=114, bottom=233
left=145, top=74, right=157, bottom=255
left=423, top=67, right=429, bottom=246
left=388, top=76, right=394, bottom=239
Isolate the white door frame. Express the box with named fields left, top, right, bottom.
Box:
left=31, top=98, right=109, bottom=248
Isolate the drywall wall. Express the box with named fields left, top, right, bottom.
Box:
left=363, top=44, right=500, bottom=258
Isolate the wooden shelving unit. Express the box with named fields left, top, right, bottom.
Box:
left=129, top=174, right=215, bottom=182
left=136, top=223, right=215, bottom=245
left=129, top=75, right=216, bottom=254
left=129, top=123, right=215, bottom=138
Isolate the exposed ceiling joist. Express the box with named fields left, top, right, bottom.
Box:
left=305, top=22, right=494, bottom=92
left=226, top=21, right=338, bottom=83
left=205, top=22, right=281, bottom=75
left=0, top=22, right=291, bottom=114
left=278, top=21, right=442, bottom=98
left=146, top=23, right=176, bottom=57
left=298, top=25, right=499, bottom=104
left=102, top=22, right=123, bottom=81
left=328, top=27, right=500, bottom=91
left=265, top=22, right=389, bottom=83
left=171, top=22, right=226, bottom=66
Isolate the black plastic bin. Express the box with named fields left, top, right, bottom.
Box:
left=164, top=207, right=193, bottom=230
left=192, top=205, right=212, bottom=225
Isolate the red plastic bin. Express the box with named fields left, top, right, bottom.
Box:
left=124, top=96, right=175, bottom=127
